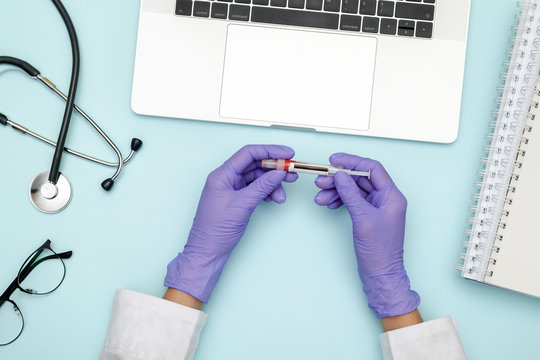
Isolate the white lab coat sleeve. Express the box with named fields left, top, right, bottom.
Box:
left=379, top=316, right=467, bottom=360
left=99, top=289, right=207, bottom=360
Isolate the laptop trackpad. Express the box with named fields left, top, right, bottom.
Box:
left=220, top=25, right=377, bottom=131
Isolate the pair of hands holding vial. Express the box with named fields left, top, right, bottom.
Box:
left=164, top=145, right=421, bottom=331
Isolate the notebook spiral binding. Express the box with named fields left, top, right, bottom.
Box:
left=457, top=0, right=540, bottom=281
left=485, top=106, right=536, bottom=278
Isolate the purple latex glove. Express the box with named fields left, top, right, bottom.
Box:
left=165, top=145, right=298, bottom=303
left=314, top=153, right=420, bottom=318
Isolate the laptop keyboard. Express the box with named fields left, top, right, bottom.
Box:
left=175, top=0, right=435, bottom=38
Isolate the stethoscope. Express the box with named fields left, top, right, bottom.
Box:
left=0, top=0, right=142, bottom=214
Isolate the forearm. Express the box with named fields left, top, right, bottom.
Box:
left=381, top=309, right=423, bottom=332
left=163, top=288, right=203, bottom=310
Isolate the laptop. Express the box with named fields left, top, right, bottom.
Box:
left=132, top=0, right=471, bottom=143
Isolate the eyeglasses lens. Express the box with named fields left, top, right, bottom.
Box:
left=0, top=300, right=24, bottom=346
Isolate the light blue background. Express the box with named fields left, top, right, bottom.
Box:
left=0, top=0, right=538, bottom=358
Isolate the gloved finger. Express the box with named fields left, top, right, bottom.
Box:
left=315, top=175, right=369, bottom=198
left=315, top=175, right=335, bottom=190
left=243, top=168, right=267, bottom=184
left=334, top=172, right=373, bottom=214
left=269, top=184, right=287, bottom=204
left=314, top=186, right=368, bottom=207
left=283, top=172, right=299, bottom=183
left=241, top=162, right=259, bottom=174
left=330, top=153, right=393, bottom=191
left=242, top=170, right=288, bottom=206
left=327, top=199, right=343, bottom=209
left=316, top=158, right=373, bottom=194
left=316, top=174, right=373, bottom=194
left=225, top=145, right=295, bottom=175
left=329, top=153, right=375, bottom=193
left=244, top=169, right=298, bottom=185
left=314, top=189, right=340, bottom=206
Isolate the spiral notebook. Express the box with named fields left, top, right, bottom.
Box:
left=459, top=1, right=540, bottom=298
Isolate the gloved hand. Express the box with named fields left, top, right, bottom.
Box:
left=314, top=153, right=420, bottom=318
left=165, top=145, right=298, bottom=303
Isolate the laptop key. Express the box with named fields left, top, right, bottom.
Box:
left=229, top=4, right=250, bottom=20
left=398, top=19, right=415, bottom=36
left=324, top=0, right=340, bottom=12
left=340, top=15, right=362, bottom=31
left=415, top=21, right=433, bottom=38
left=361, top=16, right=378, bottom=33
left=211, top=2, right=228, bottom=18
left=398, top=27, right=414, bottom=36
left=289, top=0, right=305, bottom=9
left=253, top=0, right=269, bottom=4
left=175, top=0, right=193, bottom=15
left=306, top=0, right=323, bottom=10
left=377, top=1, right=394, bottom=17
left=395, top=2, right=434, bottom=21
left=251, top=7, right=339, bottom=29
left=235, top=0, right=251, bottom=3
left=380, top=18, right=397, bottom=35
left=271, top=0, right=287, bottom=7
left=399, top=19, right=414, bottom=28
left=341, top=0, right=359, bottom=14
left=193, top=1, right=211, bottom=17
left=359, top=0, right=376, bottom=15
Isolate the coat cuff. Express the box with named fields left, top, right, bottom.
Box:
left=380, top=317, right=467, bottom=360
left=99, top=289, right=207, bottom=360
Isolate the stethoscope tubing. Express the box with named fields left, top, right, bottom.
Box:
left=0, top=0, right=142, bottom=198
left=48, top=0, right=80, bottom=185
left=36, top=74, right=124, bottom=180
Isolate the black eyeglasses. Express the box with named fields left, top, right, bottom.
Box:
left=0, top=240, right=72, bottom=346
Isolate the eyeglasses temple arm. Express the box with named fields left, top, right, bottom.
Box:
left=0, top=278, right=20, bottom=304
left=1, top=242, right=72, bottom=303
left=18, top=250, right=72, bottom=284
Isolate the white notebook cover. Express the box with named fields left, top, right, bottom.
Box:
left=485, top=100, right=540, bottom=297
left=460, top=1, right=540, bottom=298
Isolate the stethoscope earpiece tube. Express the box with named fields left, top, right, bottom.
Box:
left=101, top=138, right=143, bottom=191
left=0, top=110, right=143, bottom=188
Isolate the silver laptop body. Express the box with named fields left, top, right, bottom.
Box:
left=132, top=0, right=471, bottom=143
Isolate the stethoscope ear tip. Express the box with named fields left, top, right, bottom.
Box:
left=0, top=112, right=8, bottom=126
left=131, top=138, right=143, bottom=152
left=101, top=178, right=114, bottom=191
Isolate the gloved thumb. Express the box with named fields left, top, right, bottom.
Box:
left=244, top=170, right=287, bottom=206
left=334, top=172, right=372, bottom=215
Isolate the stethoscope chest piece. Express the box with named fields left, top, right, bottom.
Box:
left=29, top=171, right=72, bottom=213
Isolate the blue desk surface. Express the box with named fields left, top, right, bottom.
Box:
left=1, top=1, right=539, bottom=358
